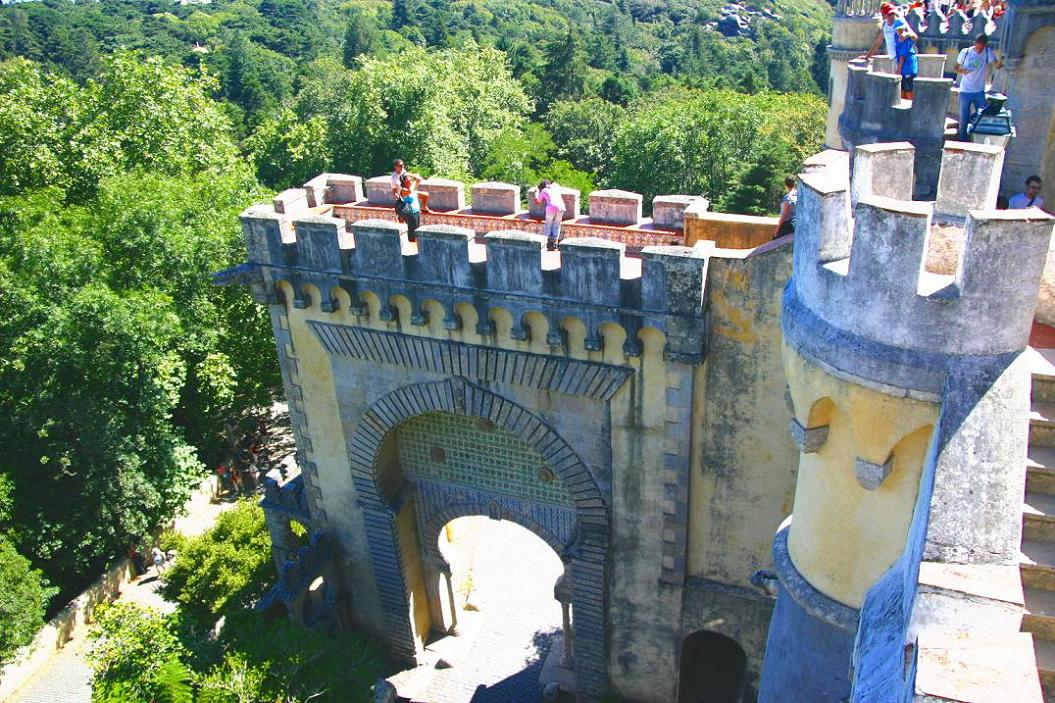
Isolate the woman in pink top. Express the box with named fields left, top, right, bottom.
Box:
left=535, top=179, right=566, bottom=251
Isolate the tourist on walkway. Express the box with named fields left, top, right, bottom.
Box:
left=1009, top=176, right=1046, bottom=212
left=151, top=546, right=167, bottom=574
left=128, top=545, right=147, bottom=576
left=864, top=3, right=901, bottom=60
left=774, top=177, right=797, bottom=239
left=955, top=34, right=1003, bottom=141
left=535, top=180, right=567, bottom=252
left=895, top=22, right=919, bottom=100
left=390, top=159, right=429, bottom=212
left=399, top=173, right=422, bottom=242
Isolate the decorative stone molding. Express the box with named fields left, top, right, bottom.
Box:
left=789, top=418, right=830, bottom=454
left=772, top=525, right=860, bottom=633
left=309, top=322, right=634, bottom=401
left=855, top=456, right=893, bottom=491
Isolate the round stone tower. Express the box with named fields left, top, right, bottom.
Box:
left=758, top=143, right=1055, bottom=700
left=826, top=0, right=884, bottom=149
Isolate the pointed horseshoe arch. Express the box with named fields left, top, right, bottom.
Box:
left=346, top=378, right=609, bottom=699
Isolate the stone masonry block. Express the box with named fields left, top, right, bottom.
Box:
left=365, top=175, right=398, bottom=206
left=589, top=189, right=643, bottom=226
left=274, top=188, right=309, bottom=215
left=935, top=142, right=1004, bottom=220
left=471, top=182, right=520, bottom=215
left=420, top=178, right=465, bottom=212
left=560, top=237, right=624, bottom=306
left=851, top=142, right=915, bottom=208
left=789, top=418, right=829, bottom=454
left=484, top=231, right=546, bottom=295
left=855, top=456, right=893, bottom=491
left=652, top=195, right=706, bottom=230
left=526, top=186, right=581, bottom=221
left=326, top=174, right=364, bottom=204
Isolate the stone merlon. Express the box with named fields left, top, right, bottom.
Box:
left=239, top=207, right=713, bottom=363
left=784, top=141, right=1055, bottom=397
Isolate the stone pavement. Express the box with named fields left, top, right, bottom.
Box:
left=417, top=517, right=565, bottom=703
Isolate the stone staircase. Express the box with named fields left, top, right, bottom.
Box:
left=1021, top=349, right=1055, bottom=701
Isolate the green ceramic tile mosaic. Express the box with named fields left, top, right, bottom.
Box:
left=396, top=412, right=572, bottom=507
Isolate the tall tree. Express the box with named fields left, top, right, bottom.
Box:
left=538, top=24, right=587, bottom=111
left=391, top=0, right=414, bottom=30
left=342, top=7, right=377, bottom=68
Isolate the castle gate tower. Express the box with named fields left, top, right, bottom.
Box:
left=760, top=144, right=1054, bottom=700
left=227, top=172, right=804, bottom=703
left=826, top=0, right=884, bottom=150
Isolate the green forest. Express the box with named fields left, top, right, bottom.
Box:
left=0, top=0, right=831, bottom=670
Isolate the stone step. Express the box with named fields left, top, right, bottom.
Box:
left=1028, top=448, right=1055, bottom=494
left=1036, top=377, right=1055, bottom=406
left=1021, top=539, right=1055, bottom=590
left=1025, top=586, right=1055, bottom=641
left=1031, top=402, right=1055, bottom=448
left=1035, top=638, right=1055, bottom=703
left=915, top=630, right=1043, bottom=702
left=1026, top=492, right=1055, bottom=542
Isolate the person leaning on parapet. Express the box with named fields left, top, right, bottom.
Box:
left=535, top=179, right=567, bottom=252
left=390, top=159, right=429, bottom=212
left=895, top=21, right=919, bottom=101
left=862, top=3, right=901, bottom=61
left=1009, top=176, right=1047, bottom=213
left=955, top=34, right=1003, bottom=141
left=398, top=172, right=423, bottom=242
left=773, top=176, right=797, bottom=240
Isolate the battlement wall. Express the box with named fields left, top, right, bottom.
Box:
left=241, top=207, right=725, bottom=362
left=789, top=141, right=1053, bottom=367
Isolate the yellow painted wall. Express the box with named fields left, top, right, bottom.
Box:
left=686, top=249, right=798, bottom=586
left=783, top=342, right=938, bottom=608
left=395, top=496, right=432, bottom=649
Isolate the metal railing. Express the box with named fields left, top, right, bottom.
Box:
left=838, top=0, right=882, bottom=17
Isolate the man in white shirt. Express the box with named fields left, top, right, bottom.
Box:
left=390, top=158, right=429, bottom=211
left=955, top=34, right=1003, bottom=141
left=1009, top=176, right=1046, bottom=212
left=863, top=3, right=900, bottom=60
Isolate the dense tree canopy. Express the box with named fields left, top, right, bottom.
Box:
left=0, top=0, right=831, bottom=650
left=0, top=55, right=277, bottom=602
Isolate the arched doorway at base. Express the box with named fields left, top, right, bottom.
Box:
left=677, top=630, right=748, bottom=703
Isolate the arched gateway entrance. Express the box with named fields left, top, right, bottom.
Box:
left=346, top=379, right=608, bottom=698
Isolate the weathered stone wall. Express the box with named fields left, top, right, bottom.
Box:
left=763, top=141, right=1053, bottom=702
left=235, top=177, right=804, bottom=701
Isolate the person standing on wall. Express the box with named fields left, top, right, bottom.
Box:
left=399, top=172, right=423, bottom=242
left=1009, top=176, right=1047, bottom=213
left=955, top=34, right=1004, bottom=141
left=773, top=177, right=797, bottom=239
left=895, top=22, right=919, bottom=101
left=863, top=3, right=901, bottom=60
left=535, top=179, right=567, bottom=252
left=391, top=159, right=429, bottom=212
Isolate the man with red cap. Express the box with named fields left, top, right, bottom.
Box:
left=863, top=3, right=901, bottom=60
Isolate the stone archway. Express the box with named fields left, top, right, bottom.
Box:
left=346, top=379, right=608, bottom=700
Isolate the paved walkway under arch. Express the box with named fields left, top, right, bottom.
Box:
left=405, top=516, right=565, bottom=703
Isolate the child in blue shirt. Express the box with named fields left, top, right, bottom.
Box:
left=895, top=21, right=919, bottom=101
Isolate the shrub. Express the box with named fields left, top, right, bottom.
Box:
left=159, top=500, right=274, bottom=628
left=0, top=536, right=56, bottom=664
left=86, top=602, right=192, bottom=703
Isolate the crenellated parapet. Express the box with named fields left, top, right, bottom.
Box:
left=786, top=140, right=1053, bottom=398
left=840, top=58, right=953, bottom=202
left=239, top=205, right=712, bottom=363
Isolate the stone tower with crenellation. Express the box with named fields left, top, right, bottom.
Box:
left=760, top=142, right=1053, bottom=701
